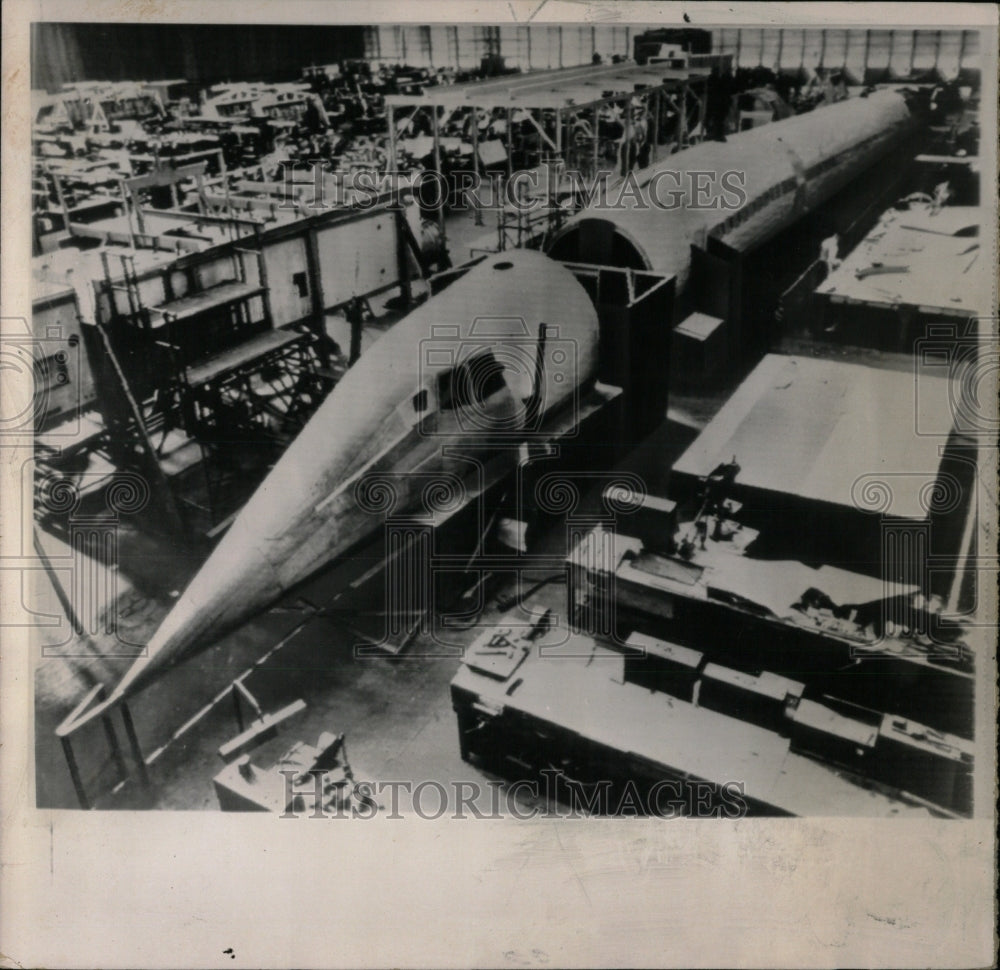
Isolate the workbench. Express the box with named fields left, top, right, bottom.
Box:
left=815, top=204, right=988, bottom=339
left=451, top=624, right=942, bottom=817
left=567, top=524, right=975, bottom=740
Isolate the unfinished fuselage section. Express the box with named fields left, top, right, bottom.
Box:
left=110, top=249, right=600, bottom=698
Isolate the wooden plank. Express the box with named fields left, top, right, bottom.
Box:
left=153, top=280, right=264, bottom=322
left=125, top=161, right=208, bottom=192
left=184, top=328, right=303, bottom=386
left=218, top=699, right=308, bottom=762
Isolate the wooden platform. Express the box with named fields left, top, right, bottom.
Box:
left=816, top=204, right=987, bottom=317
left=451, top=627, right=937, bottom=817
left=671, top=353, right=953, bottom=521
left=152, top=279, right=265, bottom=325
left=184, top=327, right=304, bottom=386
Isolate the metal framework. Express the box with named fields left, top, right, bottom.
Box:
left=39, top=166, right=436, bottom=538
left=385, top=60, right=721, bottom=250
left=87, top=234, right=337, bottom=534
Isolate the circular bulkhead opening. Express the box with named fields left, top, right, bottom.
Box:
left=546, top=218, right=649, bottom=271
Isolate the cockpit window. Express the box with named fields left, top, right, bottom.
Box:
left=438, top=351, right=507, bottom=411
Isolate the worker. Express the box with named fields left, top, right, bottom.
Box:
left=706, top=66, right=734, bottom=142
left=820, top=233, right=841, bottom=275
left=931, top=180, right=951, bottom=214
left=678, top=532, right=697, bottom=561
left=819, top=238, right=841, bottom=333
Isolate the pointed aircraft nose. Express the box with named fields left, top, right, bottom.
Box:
left=103, top=249, right=600, bottom=702
left=113, top=519, right=287, bottom=699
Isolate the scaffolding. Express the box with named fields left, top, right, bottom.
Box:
left=385, top=59, right=721, bottom=249
left=35, top=151, right=456, bottom=539
left=82, top=224, right=337, bottom=534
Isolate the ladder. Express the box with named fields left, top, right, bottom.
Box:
left=88, top=318, right=186, bottom=534
left=94, top=250, right=185, bottom=532
left=101, top=251, right=150, bottom=331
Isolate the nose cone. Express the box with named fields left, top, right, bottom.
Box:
left=113, top=515, right=287, bottom=699
left=108, top=332, right=393, bottom=700
left=109, top=378, right=386, bottom=701
left=107, top=248, right=600, bottom=700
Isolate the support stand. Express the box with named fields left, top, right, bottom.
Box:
left=119, top=701, right=151, bottom=788
left=55, top=684, right=139, bottom=810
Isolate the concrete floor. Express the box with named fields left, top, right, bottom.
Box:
left=33, top=199, right=931, bottom=812
left=33, top=405, right=701, bottom=811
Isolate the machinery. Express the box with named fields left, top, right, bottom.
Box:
left=451, top=623, right=973, bottom=817
left=65, top=91, right=927, bottom=715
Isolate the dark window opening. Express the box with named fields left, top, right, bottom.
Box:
left=292, top=270, right=309, bottom=298
left=412, top=389, right=428, bottom=412
left=438, top=351, right=507, bottom=411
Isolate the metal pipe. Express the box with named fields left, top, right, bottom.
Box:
left=119, top=179, right=138, bottom=244
left=393, top=207, right=414, bottom=307
left=60, top=737, right=90, bottom=810
left=120, top=702, right=150, bottom=788
left=232, top=683, right=244, bottom=733
left=52, top=170, right=72, bottom=232
left=506, top=106, right=513, bottom=180
left=387, top=104, right=397, bottom=176
left=304, top=226, right=329, bottom=367
left=432, top=104, right=446, bottom=255
left=552, top=108, right=562, bottom=232
left=678, top=83, right=688, bottom=154
left=350, top=306, right=362, bottom=364
left=592, top=104, right=599, bottom=180
left=651, top=89, right=660, bottom=163
left=33, top=526, right=83, bottom=635
left=101, top=711, right=129, bottom=783
left=623, top=96, right=632, bottom=176
left=471, top=106, right=483, bottom=226
left=524, top=322, right=548, bottom=431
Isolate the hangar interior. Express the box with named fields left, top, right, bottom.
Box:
left=25, top=22, right=992, bottom=817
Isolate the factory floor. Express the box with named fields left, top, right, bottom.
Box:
left=33, top=411, right=702, bottom=812
left=33, top=201, right=924, bottom=812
